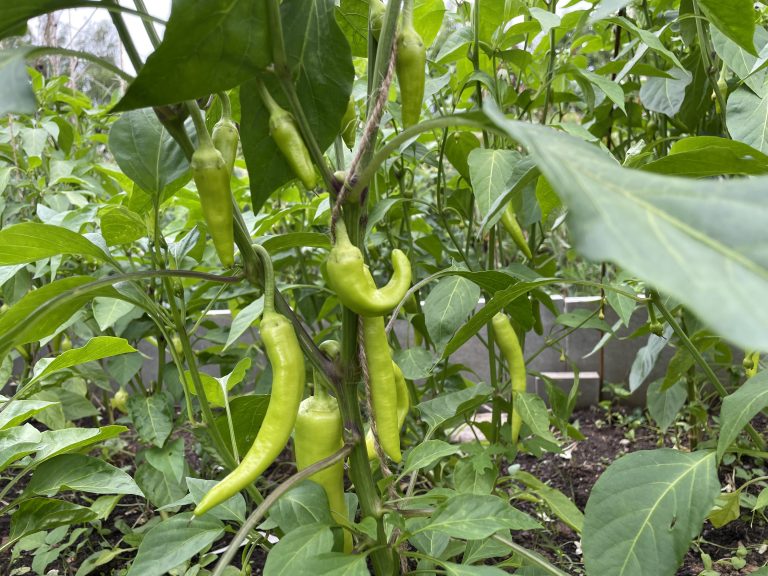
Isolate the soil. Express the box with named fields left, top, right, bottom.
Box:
left=2, top=408, right=766, bottom=575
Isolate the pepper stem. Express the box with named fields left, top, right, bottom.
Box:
left=218, top=91, right=232, bottom=120
left=251, top=243, right=276, bottom=314
left=186, top=100, right=214, bottom=149
left=403, top=0, right=414, bottom=28
left=255, top=78, right=284, bottom=117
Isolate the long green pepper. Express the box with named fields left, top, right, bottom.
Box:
left=195, top=246, right=305, bottom=516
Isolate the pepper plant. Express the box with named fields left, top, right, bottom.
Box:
left=1, top=1, right=767, bottom=575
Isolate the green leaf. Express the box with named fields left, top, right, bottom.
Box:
left=514, top=470, right=584, bottom=533
left=75, top=548, right=127, bottom=576
left=92, top=298, right=136, bottom=332
left=413, top=0, right=446, bottom=47
left=0, top=49, right=36, bottom=115
left=127, top=393, right=173, bottom=448
left=443, top=279, right=558, bottom=358
left=214, top=395, right=270, bottom=456
left=711, top=26, right=768, bottom=97
left=0, top=424, right=41, bottom=472
left=310, top=553, right=371, bottom=576
left=717, top=371, right=768, bottom=460
left=336, top=0, right=367, bottom=58
left=424, top=275, right=481, bottom=352
left=100, top=206, right=146, bottom=246
left=263, top=524, right=335, bottom=576
left=0, top=399, right=58, bottom=430
left=392, top=347, right=436, bottom=380
left=453, top=457, right=497, bottom=495
left=639, top=67, right=692, bottom=118
left=125, top=513, right=224, bottom=576
left=402, top=440, right=461, bottom=476
left=33, top=426, right=127, bottom=464
left=582, top=449, right=719, bottom=576
left=0, top=223, right=106, bottom=265
left=24, top=454, right=143, bottom=497
left=108, top=108, right=190, bottom=195
left=697, top=0, right=756, bottom=56
left=589, top=0, right=633, bottom=22
left=468, top=148, right=521, bottom=224
left=9, top=498, right=97, bottom=545
left=515, top=393, right=558, bottom=445
left=261, top=232, right=331, bottom=254
left=241, top=0, right=353, bottom=212
left=0, top=276, right=123, bottom=351
left=0, top=2, right=97, bottom=40
left=416, top=383, right=493, bottom=433
left=26, top=336, right=136, bottom=390
left=575, top=68, right=626, bottom=113
left=419, top=494, right=540, bottom=540
left=115, top=0, right=270, bottom=110
left=642, top=136, right=768, bottom=177
left=727, top=88, right=768, bottom=153
left=629, top=327, right=672, bottom=393
left=707, top=492, right=741, bottom=529
left=270, top=483, right=333, bottom=535
left=224, top=296, right=264, bottom=351
left=187, top=477, right=246, bottom=523
left=185, top=357, right=251, bottom=407
left=443, top=562, right=509, bottom=576
left=646, top=379, right=687, bottom=433
left=485, top=107, right=768, bottom=352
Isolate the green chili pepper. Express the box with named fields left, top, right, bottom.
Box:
left=395, top=22, right=426, bottom=128
left=492, top=312, right=526, bottom=445
left=501, top=204, right=533, bottom=260
left=294, top=387, right=352, bottom=552
left=191, top=142, right=235, bottom=267
left=195, top=247, right=305, bottom=516
left=326, top=220, right=411, bottom=317
left=362, top=316, right=401, bottom=462
left=341, top=97, right=357, bottom=150
left=257, top=81, right=317, bottom=190
left=366, top=361, right=409, bottom=460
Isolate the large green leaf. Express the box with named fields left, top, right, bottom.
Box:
left=0, top=399, right=58, bottom=430
left=33, top=426, right=127, bottom=464
left=0, top=1, right=98, bottom=40
left=717, top=370, right=768, bottom=460
left=727, top=88, right=768, bottom=153
left=424, top=275, right=481, bottom=352
left=263, top=524, right=335, bottom=576
left=0, top=276, right=122, bottom=350
left=582, top=449, right=719, bottom=576
left=0, top=223, right=107, bottom=265
left=25, top=336, right=136, bottom=391
left=125, top=513, right=224, bottom=576
left=641, top=136, right=768, bottom=177
left=485, top=106, right=768, bottom=352
left=697, top=0, right=756, bottom=56
left=9, top=498, right=97, bottom=546
left=114, top=0, right=270, bottom=110
left=108, top=108, right=190, bottom=195
left=24, top=454, right=143, bottom=497
left=0, top=49, right=36, bottom=115
left=711, top=26, right=768, bottom=97
left=0, top=424, right=41, bottom=472
left=240, top=0, right=354, bottom=213
left=127, top=393, right=173, bottom=448
left=417, top=494, right=540, bottom=540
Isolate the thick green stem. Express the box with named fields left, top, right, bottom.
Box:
left=132, top=0, right=161, bottom=48
left=104, top=0, right=143, bottom=72
left=693, top=3, right=729, bottom=135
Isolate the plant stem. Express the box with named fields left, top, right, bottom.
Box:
left=541, top=0, right=558, bottom=125
left=218, top=91, right=233, bottom=119
left=104, top=0, right=143, bottom=72
left=250, top=244, right=275, bottom=314
left=651, top=292, right=764, bottom=451
left=186, top=100, right=213, bottom=148
left=693, top=3, right=729, bottom=136
left=132, top=0, right=161, bottom=48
